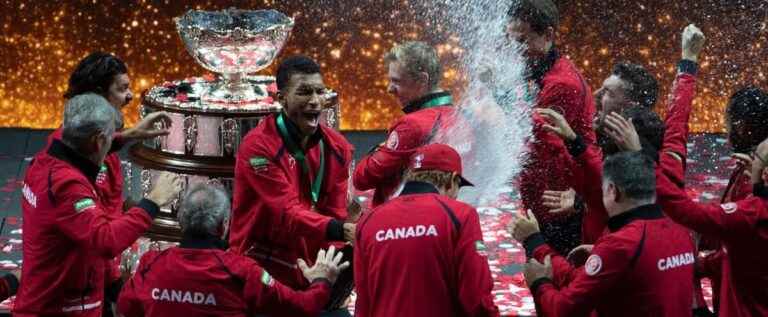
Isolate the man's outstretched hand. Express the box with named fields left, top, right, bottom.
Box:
left=122, top=111, right=172, bottom=140
left=507, top=210, right=541, bottom=242
left=536, top=108, right=577, bottom=141
left=298, top=245, right=350, bottom=285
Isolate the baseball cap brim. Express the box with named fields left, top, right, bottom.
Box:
left=459, top=175, right=474, bottom=187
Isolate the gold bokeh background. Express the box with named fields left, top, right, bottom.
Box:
left=1, top=0, right=766, bottom=131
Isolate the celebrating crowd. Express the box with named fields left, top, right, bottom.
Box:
left=6, top=0, right=768, bottom=316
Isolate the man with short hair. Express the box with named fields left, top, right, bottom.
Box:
left=539, top=24, right=705, bottom=246
left=654, top=119, right=768, bottom=317
left=230, top=56, right=355, bottom=309
left=509, top=151, right=695, bottom=316
left=14, top=94, right=181, bottom=316
left=694, top=86, right=768, bottom=314
left=355, top=143, right=499, bottom=317
left=50, top=52, right=172, bottom=316
left=118, top=184, right=349, bottom=316
left=505, top=0, right=598, bottom=254
left=354, top=41, right=464, bottom=207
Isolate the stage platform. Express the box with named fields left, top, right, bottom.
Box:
left=0, top=128, right=728, bottom=316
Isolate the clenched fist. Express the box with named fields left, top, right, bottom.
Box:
left=682, top=24, right=706, bottom=63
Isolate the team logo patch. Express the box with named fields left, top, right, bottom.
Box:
left=249, top=156, right=270, bottom=172
left=584, top=254, right=602, bottom=276
left=74, top=198, right=96, bottom=213
left=385, top=131, right=399, bottom=150
left=260, top=270, right=275, bottom=286
left=412, top=154, right=424, bottom=169
left=720, top=202, right=738, bottom=214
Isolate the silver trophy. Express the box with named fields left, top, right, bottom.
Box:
left=175, top=8, right=294, bottom=104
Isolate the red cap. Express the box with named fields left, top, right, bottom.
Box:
left=409, top=143, right=473, bottom=187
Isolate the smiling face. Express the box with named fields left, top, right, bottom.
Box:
left=279, top=73, right=327, bottom=136
left=106, top=73, right=133, bottom=109
left=387, top=61, right=429, bottom=108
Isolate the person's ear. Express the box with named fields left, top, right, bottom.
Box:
left=418, top=72, right=430, bottom=88
left=610, top=184, right=622, bottom=203
left=546, top=26, right=556, bottom=42
left=87, top=133, right=101, bottom=152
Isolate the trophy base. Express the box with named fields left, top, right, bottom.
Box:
left=201, top=73, right=273, bottom=105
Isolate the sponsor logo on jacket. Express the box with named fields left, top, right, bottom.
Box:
left=151, top=288, right=217, bottom=305
left=375, top=225, right=438, bottom=242
left=657, top=252, right=694, bottom=271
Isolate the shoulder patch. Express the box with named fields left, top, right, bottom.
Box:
left=385, top=131, right=399, bottom=150
left=720, top=202, right=738, bottom=214
left=249, top=156, right=270, bottom=172
left=74, top=198, right=96, bottom=213
left=260, top=270, right=275, bottom=286
left=584, top=254, right=602, bottom=276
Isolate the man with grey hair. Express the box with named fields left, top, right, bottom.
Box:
left=118, top=184, right=349, bottom=316
left=14, top=93, right=182, bottom=317
left=354, top=41, right=466, bottom=206
left=508, top=151, right=696, bottom=316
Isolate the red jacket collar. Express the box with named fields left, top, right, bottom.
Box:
left=47, top=139, right=100, bottom=184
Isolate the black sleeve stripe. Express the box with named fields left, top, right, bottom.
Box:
left=139, top=249, right=171, bottom=280
left=272, top=144, right=286, bottom=162
left=212, top=252, right=245, bottom=289
left=433, top=197, right=461, bottom=232
left=628, top=224, right=647, bottom=268
left=47, top=169, right=57, bottom=206
left=423, top=113, right=443, bottom=145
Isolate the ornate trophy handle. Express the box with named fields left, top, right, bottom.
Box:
left=140, top=169, right=152, bottom=198
left=184, top=116, right=198, bottom=154
left=170, top=175, right=188, bottom=213
left=221, top=118, right=240, bottom=156
left=323, top=90, right=340, bottom=129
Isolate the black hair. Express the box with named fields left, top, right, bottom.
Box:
left=64, top=52, right=128, bottom=99
left=603, top=151, right=656, bottom=201
left=726, top=86, right=768, bottom=153
left=599, top=106, right=665, bottom=162
left=275, top=55, right=322, bottom=91
left=612, top=62, right=659, bottom=110
left=507, top=0, right=559, bottom=34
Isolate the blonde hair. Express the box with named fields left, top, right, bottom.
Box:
left=403, top=169, right=457, bottom=189
left=384, top=41, right=442, bottom=89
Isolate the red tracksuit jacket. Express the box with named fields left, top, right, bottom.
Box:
left=353, top=92, right=459, bottom=207
left=354, top=181, right=499, bottom=317
left=117, top=238, right=331, bottom=317
left=524, top=204, right=695, bottom=316
left=518, top=50, right=597, bottom=225
left=47, top=128, right=126, bottom=283
left=567, top=66, right=697, bottom=244
left=14, top=139, right=158, bottom=316
left=230, top=113, right=353, bottom=289
left=657, top=162, right=768, bottom=317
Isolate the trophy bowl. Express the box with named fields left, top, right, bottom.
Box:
left=175, top=8, right=294, bottom=104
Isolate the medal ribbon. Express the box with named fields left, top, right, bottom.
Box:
left=420, top=95, right=453, bottom=108
left=276, top=113, right=326, bottom=205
